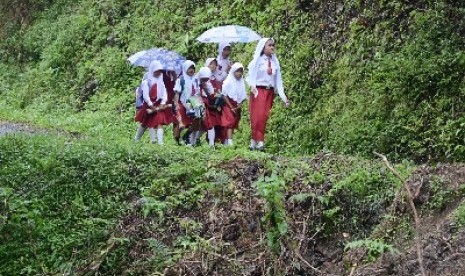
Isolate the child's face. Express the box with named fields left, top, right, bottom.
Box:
left=222, top=46, right=231, bottom=58
left=208, top=61, right=217, bottom=72
left=186, top=66, right=195, bottom=77
left=234, top=68, right=243, bottom=80
left=153, top=70, right=162, bottom=78
left=263, top=40, right=275, bottom=56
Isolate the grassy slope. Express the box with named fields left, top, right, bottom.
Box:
left=2, top=0, right=465, bottom=274
left=1, top=0, right=465, bottom=159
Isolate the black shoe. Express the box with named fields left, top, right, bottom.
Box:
left=256, top=145, right=265, bottom=152
left=182, top=130, right=191, bottom=145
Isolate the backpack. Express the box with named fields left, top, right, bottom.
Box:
left=135, top=73, right=152, bottom=110
left=135, top=85, right=144, bottom=110
left=178, top=76, right=200, bottom=95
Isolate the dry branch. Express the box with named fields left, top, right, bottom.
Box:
left=373, top=152, right=426, bottom=276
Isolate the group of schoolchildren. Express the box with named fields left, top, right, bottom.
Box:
left=134, top=38, right=289, bottom=151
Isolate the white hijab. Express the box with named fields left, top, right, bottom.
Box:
left=178, top=60, right=197, bottom=104
left=196, top=67, right=213, bottom=97
left=218, top=42, right=231, bottom=59
left=222, top=62, right=246, bottom=103
left=147, top=60, right=166, bottom=101
left=197, top=66, right=212, bottom=79
left=204, top=57, right=216, bottom=67
left=205, top=57, right=217, bottom=80
left=246, top=38, right=286, bottom=101
left=181, top=60, right=196, bottom=90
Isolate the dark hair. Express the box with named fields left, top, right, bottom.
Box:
left=210, top=59, right=218, bottom=66
left=188, top=65, right=195, bottom=70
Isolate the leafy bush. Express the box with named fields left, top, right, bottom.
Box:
left=2, top=0, right=465, bottom=161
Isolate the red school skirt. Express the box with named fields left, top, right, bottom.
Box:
left=202, top=95, right=222, bottom=130
left=134, top=100, right=169, bottom=128
left=249, top=87, right=274, bottom=141
left=174, top=102, right=193, bottom=127
left=221, top=97, right=241, bottom=129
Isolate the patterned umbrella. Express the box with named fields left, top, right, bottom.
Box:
left=127, top=48, right=185, bottom=74
left=196, top=25, right=262, bottom=43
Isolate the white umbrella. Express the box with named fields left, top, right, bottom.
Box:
left=196, top=25, right=262, bottom=43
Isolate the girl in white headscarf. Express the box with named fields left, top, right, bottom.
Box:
left=173, top=60, right=198, bottom=138
left=214, top=42, right=232, bottom=88
left=134, top=60, right=169, bottom=144
left=186, top=66, right=213, bottom=146
left=205, top=58, right=219, bottom=91
left=160, top=69, right=178, bottom=140
left=221, top=63, right=247, bottom=146
left=246, top=38, right=289, bottom=151
left=203, top=58, right=225, bottom=146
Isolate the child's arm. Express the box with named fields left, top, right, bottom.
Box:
left=142, top=81, right=154, bottom=107
left=205, top=82, right=215, bottom=96
left=223, top=96, right=237, bottom=114
left=173, top=93, right=180, bottom=110
left=274, top=68, right=289, bottom=106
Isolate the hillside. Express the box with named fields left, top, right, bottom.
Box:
left=2, top=0, right=465, bottom=275
left=1, top=0, right=465, bottom=159
left=2, top=124, right=465, bottom=275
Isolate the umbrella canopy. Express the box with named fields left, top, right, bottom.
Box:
left=127, top=48, right=185, bottom=74
left=196, top=25, right=262, bottom=43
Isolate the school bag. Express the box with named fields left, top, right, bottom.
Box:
left=135, top=73, right=148, bottom=110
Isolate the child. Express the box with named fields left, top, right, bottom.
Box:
left=203, top=58, right=223, bottom=146
left=173, top=60, right=200, bottom=145
left=161, top=70, right=179, bottom=143
left=189, top=67, right=214, bottom=146
left=221, top=63, right=247, bottom=146
left=134, top=60, right=169, bottom=144
left=246, top=38, right=289, bottom=151
left=205, top=57, right=218, bottom=89
left=214, top=42, right=232, bottom=90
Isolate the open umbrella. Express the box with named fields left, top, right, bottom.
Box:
left=127, top=48, right=185, bottom=74
left=196, top=25, right=262, bottom=43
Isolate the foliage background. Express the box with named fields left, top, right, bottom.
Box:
left=1, top=0, right=465, bottom=161
left=2, top=0, right=465, bottom=274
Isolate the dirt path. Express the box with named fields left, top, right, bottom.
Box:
left=0, top=121, right=50, bottom=136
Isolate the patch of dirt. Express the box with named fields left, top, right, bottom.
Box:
left=349, top=163, right=465, bottom=276
left=0, top=121, right=49, bottom=136
left=0, top=121, right=78, bottom=137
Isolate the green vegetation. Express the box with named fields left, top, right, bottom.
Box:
left=345, top=238, right=399, bottom=263
left=1, top=0, right=465, bottom=159
left=2, top=0, right=465, bottom=274
left=0, top=135, right=409, bottom=274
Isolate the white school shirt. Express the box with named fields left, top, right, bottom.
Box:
left=174, top=76, right=200, bottom=106
left=142, top=79, right=167, bottom=106
left=214, top=56, right=230, bottom=82
left=174, top=77, right=215, bottom=107
left=200, top=81, right=215, bottom=97
left=254, top=55, right=287, bottom=102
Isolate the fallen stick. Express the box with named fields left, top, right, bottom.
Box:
left=373, top=152, right=426, bottom=276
